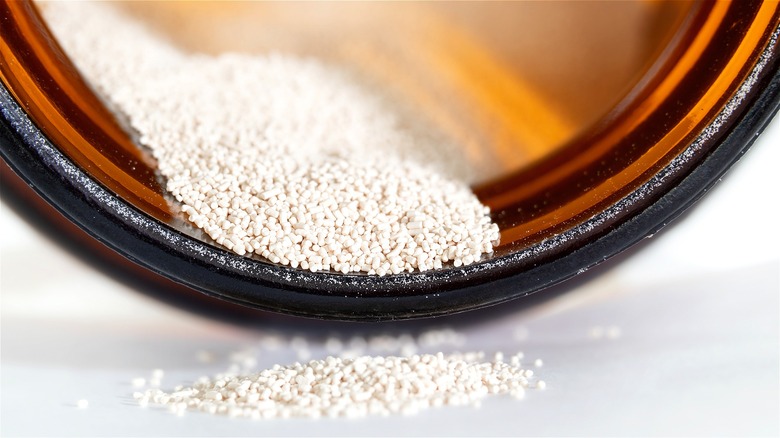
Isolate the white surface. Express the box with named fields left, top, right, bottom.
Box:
left=1, top=120, right=779, bottom=436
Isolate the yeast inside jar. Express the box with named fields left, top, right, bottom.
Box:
left=2, top=1, right=710, bottom=261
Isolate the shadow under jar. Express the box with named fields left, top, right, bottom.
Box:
left=1, top=1, right=778, bottom=320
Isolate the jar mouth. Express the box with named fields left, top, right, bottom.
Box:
left=1, top=1, right=779, bottom=320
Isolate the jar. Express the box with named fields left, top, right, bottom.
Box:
left=1, top=1, right=778, bottom=320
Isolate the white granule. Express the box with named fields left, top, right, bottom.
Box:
left=588, top=326, right=605, bottom=339
left=136, top=352, right=540, bottom=419
left=149, top=368, right=165, bottom=387
left=605, top=326, right=622, bottom=339
left=196, top=350, right=216, bottom=364
left=513, top=326, right=530, bottom=341
left=76, top=399, right=89, bottom=409
left=589, top=325, right=622, bottom=340
left=40, top=1, right=500, bottom=274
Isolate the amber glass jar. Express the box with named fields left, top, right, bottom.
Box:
left=1, top=1, right=778, bottom=320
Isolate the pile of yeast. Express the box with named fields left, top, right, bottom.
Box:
left=41, top=1, right=500, bottom=275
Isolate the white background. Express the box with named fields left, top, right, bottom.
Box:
left=1, top=118, right=778, bottom=436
